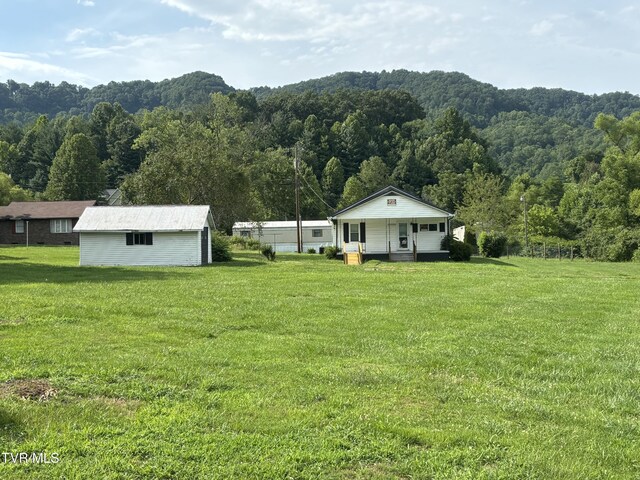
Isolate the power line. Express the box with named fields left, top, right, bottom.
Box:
left=299, top=173, right=335, bottom=211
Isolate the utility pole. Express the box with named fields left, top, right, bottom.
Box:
left=294, top=144, right=302, bottom=253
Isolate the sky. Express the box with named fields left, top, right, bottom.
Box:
left=1, top=0, right=639, bottom=94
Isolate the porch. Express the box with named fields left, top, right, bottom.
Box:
left=336, top=218, right=450, bottom=263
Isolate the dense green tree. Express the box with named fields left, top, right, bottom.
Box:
left=0, top=172, right=32, bottom=205
left=321, top=157, right=344, bottom=209
left=339, top=176, right=368, bottom=209
left=456, top=173, right=509, bottom=233
left=45, top=133, right=105, bottom=200
left=123, top=109, right=254, bottom=230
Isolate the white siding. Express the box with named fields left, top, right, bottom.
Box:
left=337, top=195, right=448, bottom=220
left=234, top=224, right=333, bottom=252
left=337, top=217, right=448, bottom=253
left=79, top=232, right=201, bottom=266
left=363, top=219, right=388, bottom=253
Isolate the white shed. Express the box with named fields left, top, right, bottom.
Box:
left=232, top=220, right=333, bottom=253
left=73, top=205, right=214, bottom=266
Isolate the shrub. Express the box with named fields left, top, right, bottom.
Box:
left=229, top=236, right=262, bottom=251
left=211, top=233, right=232, bottom=262
left=478, top=231, right=507, bottom=258
left=449, top=240, right=473, bottom=261
left=246, top=238, right=262, bottom=250
left=307, top=248, right=317, bottom=254
left=633, top=249, right=640, bottom=262
left=582, top=227, right=640, bottom=261
left=324, top=246, right=340, bottom=259
left=228, top=235, right=247, bottom=247
left=441, top=235, right=472, bottom=261
left=260, top=244, right=276, bottom=261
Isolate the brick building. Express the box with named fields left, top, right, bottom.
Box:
left=0, top=200, right=96, bottom=246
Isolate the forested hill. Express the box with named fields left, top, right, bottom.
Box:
left=0, top=71, right=233, bottom=124
left=3, top=69, right=640, bottom=130
left=252, top=70, right=640, bottom=129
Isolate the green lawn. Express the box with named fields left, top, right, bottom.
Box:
left=1, top=247, right=640, bottom=479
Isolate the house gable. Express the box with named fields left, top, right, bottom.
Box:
left=332, top=186, right=452, bottom=220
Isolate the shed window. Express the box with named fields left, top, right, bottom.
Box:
left=439, top=222, right=446, bottom=232
left=126, top=232, right=153, bottom=245
left=50, top=219, right=72, bottom=233
left=312, top=229, right=323, bottom=238
left=428, top=224, right=438, bottom=232
left=349, top=223, right=359, bottom=242
left=14, top=220, right=24, bottom=234
left=240, top=230, right=250, bottom=237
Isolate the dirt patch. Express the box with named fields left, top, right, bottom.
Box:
left=0, top=379, right=57, bottom=401
left=91, top=396, right=141, bottom=414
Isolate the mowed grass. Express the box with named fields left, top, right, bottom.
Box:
left=1, top=247, right=640, bottom=479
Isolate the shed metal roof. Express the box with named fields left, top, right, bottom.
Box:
left=74, top=205, right=213, bottom=232
left=0, top=200, right=96, bottom=220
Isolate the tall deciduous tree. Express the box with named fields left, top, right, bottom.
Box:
left=456, top=173, right=509, bottom=233
left=0, top=172, right=32, bottom=205
left=45, top=133, right=105, bottom=200
left=321, top=157, right=344, bottom=209
left=122, top=109, right=255, bottom=231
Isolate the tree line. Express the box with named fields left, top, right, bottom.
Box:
left=1, top=86, right=639, bottom=261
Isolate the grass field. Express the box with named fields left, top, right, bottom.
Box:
left=1, top=247, right=640, bottom=479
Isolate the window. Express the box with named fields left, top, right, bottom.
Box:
left=420, top=223, right=439, bottom=232
left=349, top=223, right=359, bottom=242
left=387, top=198, right=397, bottom=206
left=50, top=219, right=72, bottom=233
left=126, top=232, right=153, bottom=245
left=312, top=229, right=323, bottom=238
left=14, top=220, right=24, bottom=234
left=439, top=222, right=446, bottom=233
left=240, top=230, right=250, bottom=237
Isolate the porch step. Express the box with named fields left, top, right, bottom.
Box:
left=389, top=253, right=415, bottom=262
left=344, top=252, right=363, bottom=265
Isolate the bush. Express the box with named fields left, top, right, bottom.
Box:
left=478, top=231, right=507, bottom=258
left=306, top=248, right=316, bottom=254
left=246, top=238, right=262, bottom=250
left=260, top=244, right=276, bottom=261
left=450, top=240, right=473, bottom=261
left=211, top=233, right=232, bottom=262
left=441, top=235, right=472, bottom=261
left=582, top=227, right=640, bottom=261
left=229, top=236, right=262, bottom=251
left=324, top=246, right=340, bottom=259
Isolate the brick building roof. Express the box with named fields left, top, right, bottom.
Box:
left=0, top=200, right=97, bottom=220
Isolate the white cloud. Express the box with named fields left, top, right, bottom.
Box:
left=77, top=0, right=95, bottom=6
left=157, top=0, right=452, bottom=44
left=66, top=28, right=99, bottom=42
left=0, top=51, right=91, bottom=84
left=530, top=19, right=553, bottom=36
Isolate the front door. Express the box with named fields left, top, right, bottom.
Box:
left=398, top=222, right=409, bottom=249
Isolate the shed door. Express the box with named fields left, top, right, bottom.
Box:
left=201, top=227, right=209, bottom=265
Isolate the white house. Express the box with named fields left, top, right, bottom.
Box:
left=73, top=205, right=214, bottom=266
left=329, top=186, right=454, bottom=263
left=232, top=220, right=333, bottom=253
